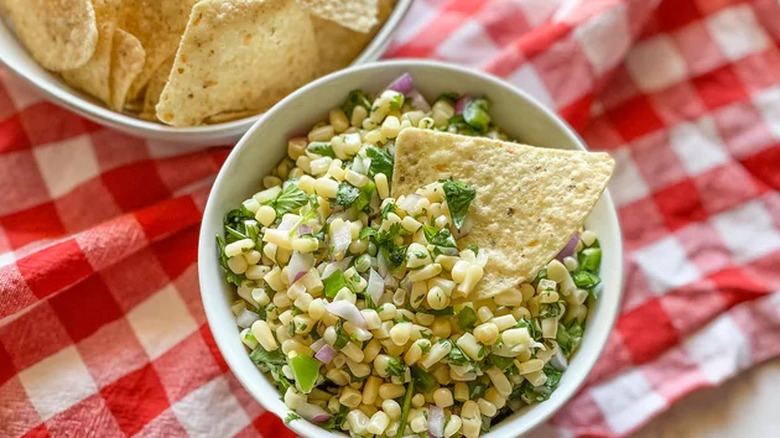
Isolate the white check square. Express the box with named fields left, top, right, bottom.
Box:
left=626, top=35, right=688, bottom=92
left=711, top=199, right=780, bottom=264
left=575, top=2, right=631, bottom=75
left=127, top=284, right=198, bottom=360
left=33, top=135, right=99, bottom=198
left=591, top=368, right=667, bottom=435
left=669, top=117, right=730, bottom=175
left=18, top=346, right=98, bottom=421
left=436, top=19, right=501, bottom=67
left=172, top=377, right=250, bottom=437
left=684, top=314, right=751, bottom=384
left=705, top=5, right=771, bottom=61
left=633, top=236, right=701, bottom=295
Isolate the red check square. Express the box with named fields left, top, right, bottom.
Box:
left=692, top=65, right=750, bottom=110
left=0, top=114, right=31, bottom=153
left=49, top=274, right=123, bottom=343
left=606, top=94, right=666, bottom=142
left=653, top=179, right=708, bottom=231
left=17, top=239, right=93, bottom=299
left=740, top=144, right=780, bottom=191
left=617, top=298, right=680, bottom=364
left=0, top=202, right=66, bottom=250
left=101, top=161, right=170, bottom=212
left=101, top=363, right=170, bottom=436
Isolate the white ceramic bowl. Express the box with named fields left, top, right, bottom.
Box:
left=0, top=1, right=411, bottom=145
left=199, top=60, right=624, bottom=437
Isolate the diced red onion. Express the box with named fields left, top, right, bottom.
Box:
left=325, top=300, right=367, bottom=328
left=330, top=222, right=352, bottom=258
left=452, top=215, right=473, bottom=239
left=314, top=344, right=337, bottom=364
left=322, top=256, right=352, bottom=280
left=367, top=268, right=385, bottom=304
left=454, top=96, right=471, bottom=114
left=297, top=225, right=313, bottom=236
left=428, top=406, right=444, bottom=438
left=386, top=72, right=413, bottom=94
left=550, top=348, right=569, bottom=371
left=376, top=251, right=390, bottom=278
left=401, top=277, right=412, bottom=292
left=297, top=403, right=332, bottom=423
left=287, top=251, right=314, bottom=284
left=398, top=193, right=421, bottom=212
left=556, top=234, right=579, bottom=261
left=236, top=309, right=260, bottom=329
left=277, top=216, right=297, bottom=232
left=407, top=89, right=431, bottom=112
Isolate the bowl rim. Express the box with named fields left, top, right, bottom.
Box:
left=0, top=0, right=413, bottom=136
left=199, top=59, right=624, bottom=437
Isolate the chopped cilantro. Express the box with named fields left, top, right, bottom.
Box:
left=306, top=141, right=335, bottom=158
left=216, top=236, right=246, bottom=287
left=380, top=202, right=397, bottom=219
left=336, top=182, right=360, bottom=207
left=366, top=146, right=394, bottom=179
left=341, top=90, right=372, bottom=118
left=323, top=270, right=350, bottom=298
left=262, top=184, right=309, bottom=217
left=442, top=179, right=476, bottom=231
left=457, top=306, right=478, bottom=330
left=411, top=366, right=435, bottom=392
left=573, top=271, right=601, bottom=289
left=556, top=322, right=584, bottom=356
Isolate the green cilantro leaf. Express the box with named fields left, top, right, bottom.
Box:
left=306, top=141, right=335, bottom=158
left=366, top=146, right=394, bottom=179
left=442, top=179, right=476, bottom=231
left=336, top=182, right=360, bottom=207
left=263, top=184, right=308, bottom=217
left=341, top=90, right=372, bottom=118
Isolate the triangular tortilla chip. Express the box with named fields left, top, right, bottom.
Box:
left=109, top=29, right=145, bottom=111
left=297, top=0, right=378, bottom=33
left=392, top=128, right=615, bottom=300
left=310, top=0, right=393, bottom=75
left=4, top=0, right=98, bottom=71
left=156, top=0, right=319, bottom=127
left=138, top=56, right=174, bottom=121
left=118, top=0, right=200, bottom=101
left=61, top=0, right=121, bottom=105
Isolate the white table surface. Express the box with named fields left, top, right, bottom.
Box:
left=526, top=357, right=780, bottom=437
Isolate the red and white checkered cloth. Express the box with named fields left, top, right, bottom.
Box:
left=2, top=0, right=780, bottom=436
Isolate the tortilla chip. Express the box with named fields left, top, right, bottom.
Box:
left=156, top=0, right=319, bottom=127
left=118, top=0, right=200, bottom=101
left=204, top=110, right=257, bottom=124
left=109, top=29, right=145, bottom=111
left=297, top=0, right=378, bottom=33
left=61, top=0, right=121, bottom=105
left=138, top=56, right=174, bottom=121
left=392, top=128, right=615, bottom=300
left=4, top=0, right=98, bottom=71
left=311, top=0, right=393, bottom=75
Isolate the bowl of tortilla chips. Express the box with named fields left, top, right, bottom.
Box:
left=199, top=59, right=624, bottom=437
left=0, top=0, right=410, bottom=144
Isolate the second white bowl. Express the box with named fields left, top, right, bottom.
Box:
left=0, top=1, right=411, bottom=145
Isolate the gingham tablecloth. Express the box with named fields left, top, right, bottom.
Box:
left=2, top=0, right=780, bottom=436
